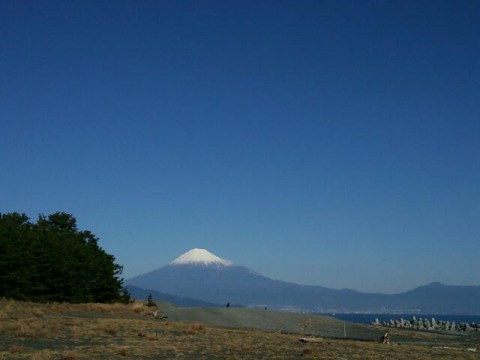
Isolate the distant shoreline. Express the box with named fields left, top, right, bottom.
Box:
left=318, top=313, right=480, bottom=325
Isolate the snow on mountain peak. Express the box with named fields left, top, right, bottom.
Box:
left=171, top=248, right=233, bottom=266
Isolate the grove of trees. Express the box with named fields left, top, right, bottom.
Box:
left=0, top=212, right=130, bottom=303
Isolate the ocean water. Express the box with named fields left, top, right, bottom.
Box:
left=323, top=313, right=480, bottom=325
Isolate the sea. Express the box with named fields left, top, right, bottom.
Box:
left=320, top=313, right=480, bottom=325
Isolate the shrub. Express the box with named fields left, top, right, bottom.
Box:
left=101, top=322, right=119, bottom=335
left=132, top=302, right=146, bottom=313
left=10, top=345, right=26, bottom=354
left=185, top=322, right=206, bottom=335
left=117, top=347, right=128, bottom=356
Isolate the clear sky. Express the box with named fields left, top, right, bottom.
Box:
left=1, top=0, right=479, bottom=293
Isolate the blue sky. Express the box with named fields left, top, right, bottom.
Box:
left=1, top=0, right=479, bottom=293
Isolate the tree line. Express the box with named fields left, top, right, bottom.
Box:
left=0, top=212, right=130, bottom=303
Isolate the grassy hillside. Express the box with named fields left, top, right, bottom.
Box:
left=0, top=299, right=478, bottom=359
left=161, top=304, right=379, bottom=339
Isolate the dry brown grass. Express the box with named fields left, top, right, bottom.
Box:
left=62, top=351, right=80, bottom=360
left=31, top=308, right=45, bottom=318
left=116, top=346, right=129, bottom=357
left=131, top=301, right=147, bottom=313
left=9, top=345, right=26, bottom=354
left=30, top=350, right=54, bottom=360
left=99, top=320, right=119, bottom=335
left=130, top=300, right=160, bottom=316
left=5, top=321, right=48, bottom=338
left=185, top=321, right=207, bottom=335
left=0, top=298, right=478, bottom=360
left=0, top=309, right=7, bottom=321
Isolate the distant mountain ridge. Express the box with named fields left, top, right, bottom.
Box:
left=125, top=285, right=222, bottom=307
left=125, top=249, right=480, bottom=314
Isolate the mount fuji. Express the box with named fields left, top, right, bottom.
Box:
left=126, top=248, right=273, bottom=307
left=125, top=249, right=480, bottom=314
left=170, top=248, right=234, bottom=267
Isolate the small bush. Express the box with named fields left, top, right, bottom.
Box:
left=85, top=303, right=111, bottom=312
left=10, top=345, right=26, bottom=354
left=132, top=302, right=146, bottom=313
left=62, top=352, right=80, bottom=360
left=31, top=350, right=54, bottom=360
left=117, top=347, right=128, bottom=356
left=0, top=309, right=8, bottom=321
left=303, top=348, right=312, bottom=357
left=32, top=309, right=45, bottom=318
left=185, top=322, right=206, bottom=335
left=102, top=322, right=119, bottom=335
left=10, top=323, right=36, bottom=338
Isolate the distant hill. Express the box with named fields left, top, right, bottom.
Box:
left=385, top=282, right=480, bottom=314
left=126, top=285, right=221, bottom=307
left=126, top=249, right=480, bottom=314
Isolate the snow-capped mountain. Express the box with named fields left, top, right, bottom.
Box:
left=126, top=249, right=266, bottom=306
left=171, top=248, right=233, bottom=267
left=125, top=249, right=480, bottom=314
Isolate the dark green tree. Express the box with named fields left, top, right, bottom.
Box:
left=0, top=212, right=130, bottom=303
left=37, top=212, right=78, bottom=233
left=147, top=293, right=156, bottom=307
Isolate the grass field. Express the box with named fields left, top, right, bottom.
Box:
left=0, top=299, right=478, bottom=359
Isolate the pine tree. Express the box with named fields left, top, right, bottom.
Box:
left=0, top=212, right=130, bottom=303
left=147, top=293, right=156, bottom=307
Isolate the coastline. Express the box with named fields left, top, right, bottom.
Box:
left=319, top=313, right=480, bottom=325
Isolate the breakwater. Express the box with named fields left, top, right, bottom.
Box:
left=373, top=316, right=479, bottom=332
